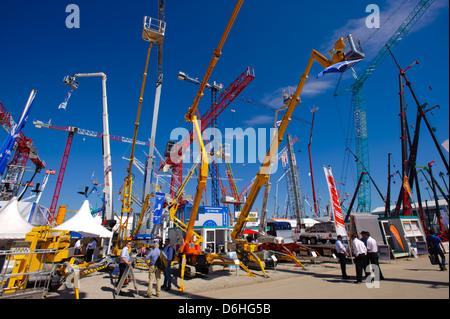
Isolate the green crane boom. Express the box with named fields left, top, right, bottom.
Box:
left=334, top=0, right=435, bottom=212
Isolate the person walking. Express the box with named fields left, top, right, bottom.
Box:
left=427, top=231, right=447, bottom=271
left=145, top=242, right=163, bottom=298
left=362, top=231, right=385, bottom=280
left=351, top=233, right=367, bottom=283
left=86, top=238, right=97, bottom=262
left=335, top=235, right=350, bottom=279
left=117, top=241, right=132, bottom=286
left=162, top=238, right=175, bottom=291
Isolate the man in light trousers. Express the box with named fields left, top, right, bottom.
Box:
left=145, top=242, right=162, bottom=298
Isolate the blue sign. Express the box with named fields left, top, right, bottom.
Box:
left=181, top=206, right=229, bottom=227
left=203, top=220, right=218, bottom=227
left=204, top=207, right=228, bottom=227
left=152, top=192, right=165, bottom=225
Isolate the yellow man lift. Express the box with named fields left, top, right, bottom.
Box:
left=228, top=34, right=365, bottom=276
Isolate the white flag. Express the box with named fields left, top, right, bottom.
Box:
left=323, top=165, right=347, bottom=237
left=442, top=139, right=449, bottom=153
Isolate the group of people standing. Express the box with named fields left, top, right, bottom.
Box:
left=117, top=238, right=175, bottom=298
left=74, top=238, right=98, bottom=262
left=335, top=231, right=384, bottom=283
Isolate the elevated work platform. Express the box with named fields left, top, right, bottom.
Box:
left=142, top=16, right=166, bottom=45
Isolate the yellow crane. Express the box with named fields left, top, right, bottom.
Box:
left=114, top=16, right=166, bottom=253
left=228, top=35, right=365, bottom=275
left=172, top=0, right=245, bottom=292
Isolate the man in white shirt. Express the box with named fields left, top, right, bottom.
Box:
left=86, top=238, right=97, bottom=262
left=118, top=241, right=132, bottom=286
left=362, top=231, right=384, bottom=280
left=351, top=234, right=367, bottom=283
left=335, top=235, right=350, bottom=279
left=74, top=238, right=83, bottom=256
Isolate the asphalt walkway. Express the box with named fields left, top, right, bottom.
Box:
left=46, top=254, right=448, bottom=300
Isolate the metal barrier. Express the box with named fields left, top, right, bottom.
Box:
left=0, top=247, right=57, bottom=299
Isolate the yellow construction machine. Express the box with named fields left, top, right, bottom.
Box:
left=0, top=226, right=113, bottom=299
left=113, top=16, right=166, bottom=256
left=0, top=226, right=73, bottom=298
left=228, top=34, right=365, bottom=276
left=162, top=0, right=247, bottom=292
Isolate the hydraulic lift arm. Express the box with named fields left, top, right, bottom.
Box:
left=175, top=1, right=245, bottom=291
left=180, top=117, right=209, bottom=253
left=177, top=117, right=209, bottom=292
left=231, top=35, right=365, bottom=243
left=184, top=0, right=244, bottom=123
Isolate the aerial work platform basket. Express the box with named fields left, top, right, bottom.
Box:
left=142, top=16, right=166, bottom=45
left=329, top=34, right=365, bottom=62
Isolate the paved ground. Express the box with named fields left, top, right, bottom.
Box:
left=46, top=254, right=448, bottom=300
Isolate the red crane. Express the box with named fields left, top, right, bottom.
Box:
left=0, top=101, right=46, bottom=200
left=163, top=67, right=255, bottom=196
left=33, top=120, right=149, bottom=223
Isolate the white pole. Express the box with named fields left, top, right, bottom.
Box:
left=72, top=73, right=113, bottom=222
left=101, top=75, right=113, bottom=222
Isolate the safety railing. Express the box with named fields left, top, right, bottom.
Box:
left=0, top=248, right=57, bottom=299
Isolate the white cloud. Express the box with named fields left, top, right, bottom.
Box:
left=302, top=80, right=336, bottom=97
left=242, top=115, right=273, bottom=126
left=323, top=0, right=448, bottom=61
left=260, top=79, right=336, bottom=107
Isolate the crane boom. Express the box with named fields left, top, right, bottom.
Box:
left=334, top=0, right=435, bottom=212
left=166, top=67, right=255, bottom=196
left=0, top=101, right=46, bottom=170
left=230, top=35, right=365, bottom=242
left=184, top=0, right=245, bottom=123
left=175, top=0, right=245, bottom=292
left=142, top=0, right=167, bottom=237
left=174, top=67, right=255, bottom=159
left=33, top=120, right=150, bottom=146
left=115, top=15, right=166, bottom=251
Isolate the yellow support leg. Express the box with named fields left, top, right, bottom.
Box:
left=238, top=261, right=257, bottom=277
left=178, top=254, right=186, bottom=292
left=249, top=253, right=267, bottom=278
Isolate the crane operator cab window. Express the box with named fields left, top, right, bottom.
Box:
left=164, top=141, right=177, bottom=158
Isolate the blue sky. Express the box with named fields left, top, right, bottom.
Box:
left=0, top=0, right=448, bottom=219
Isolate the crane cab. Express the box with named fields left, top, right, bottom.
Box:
left=142, top=16, right=166, bottom=46
left=164, top=140, right=177, bottom=158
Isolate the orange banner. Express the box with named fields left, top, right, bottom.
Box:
left=390, top=225, right=405, bottom=251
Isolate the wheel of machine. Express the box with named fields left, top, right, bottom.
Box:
left=185, top=264, right=196, bottom=278
left=48, top=271, right=64, bottom=292
left=207, top=264, right=213, bottom=275
left=301, top=237, right=309, bottom=245
left=310, top=237, right=317, bottom=245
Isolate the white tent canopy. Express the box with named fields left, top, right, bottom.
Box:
left=0, top=197, right=34, bottom=239
left=53, top=200, right=113, bottom=238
